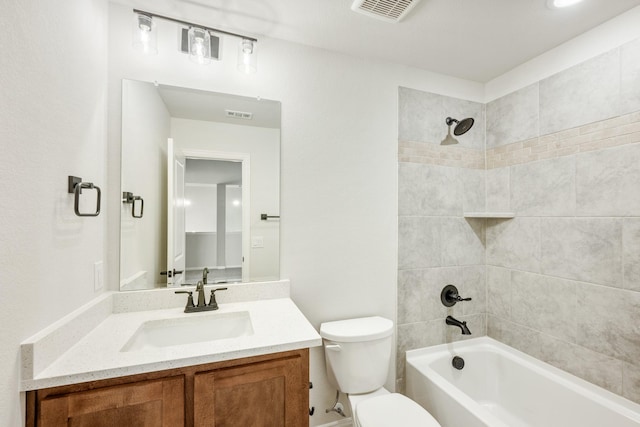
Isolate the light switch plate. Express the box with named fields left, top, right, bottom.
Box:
left=251, top=236, right=264, bottom=248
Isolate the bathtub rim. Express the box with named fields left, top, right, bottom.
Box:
left=406, top=336, right=640, bottom=423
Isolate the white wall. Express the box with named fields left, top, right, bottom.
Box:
left=120, top=79, right=170, bottom=288
left=184, top=186, right=219, bottom=232
left=107, top=2, right=483, bottom=424
left=0, top=0, right=108, bottom=425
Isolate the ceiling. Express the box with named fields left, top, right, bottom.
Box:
left=158, top=84, right=281, bottom=128
left=115, top=0, right=640, bottom=82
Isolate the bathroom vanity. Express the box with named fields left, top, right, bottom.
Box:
left=21, top=281, right=321, bottom=427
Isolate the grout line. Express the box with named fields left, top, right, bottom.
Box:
left=621, top=219, right=626, bottom=290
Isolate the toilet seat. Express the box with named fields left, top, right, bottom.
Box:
left=355, top=393, right=441, bottom=427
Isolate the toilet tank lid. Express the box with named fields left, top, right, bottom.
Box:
left=320, top=316, right=393, bottom=342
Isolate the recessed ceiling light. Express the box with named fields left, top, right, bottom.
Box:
left=547, top=0, right=584, bottom=9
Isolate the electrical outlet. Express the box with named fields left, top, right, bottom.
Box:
left=94, top=261, right=104, bottom=291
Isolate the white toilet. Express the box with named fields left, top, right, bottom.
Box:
left=320, top=316, right=441, bottom=427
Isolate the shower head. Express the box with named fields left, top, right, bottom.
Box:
left=446, top=117, right=475, bottom=136
left=441, top=116, right=474, bottom=145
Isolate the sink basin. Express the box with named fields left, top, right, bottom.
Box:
left=121, top=311, right=253, bottom=352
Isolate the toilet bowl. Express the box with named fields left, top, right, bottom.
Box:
left=320, top=316, right=441, bottom=427
left=349, top=388, right=440, bottom=427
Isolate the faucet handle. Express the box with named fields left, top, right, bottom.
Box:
left=207, top=287, right=228, bottom=310
left=175, top=290, right=196, bottom=311
left=441, top=284, right=472, bottom=307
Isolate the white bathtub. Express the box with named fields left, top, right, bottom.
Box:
left=406, top=337, right=640, bottom=427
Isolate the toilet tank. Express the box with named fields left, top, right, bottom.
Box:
left=320, top=316, right=393, bottom=394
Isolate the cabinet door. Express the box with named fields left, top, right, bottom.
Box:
left=38, top=376, right=184, bottom=427
left=194, top=354, right=307, bottom=427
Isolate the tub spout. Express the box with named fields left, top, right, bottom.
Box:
left=446, top=316, right=471, bottom=335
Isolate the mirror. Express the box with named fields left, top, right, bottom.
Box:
left=120, top=79, right=280, bottom=290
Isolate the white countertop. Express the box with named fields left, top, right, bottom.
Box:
left=21, top=282, right=322, bottom=391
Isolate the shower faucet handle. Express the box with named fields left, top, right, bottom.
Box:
left=441, top=284, right=472, bottom=307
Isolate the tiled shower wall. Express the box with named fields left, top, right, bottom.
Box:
left=397, top=38, right=640, bottom=401
left=396, top=88, right=488, bottom=392
left=485, top=39, right=640, bottom=403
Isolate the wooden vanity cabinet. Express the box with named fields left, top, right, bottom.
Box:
left=195, top=351, right=307, bottom=426
left=27, top=349, right=310, bottom=427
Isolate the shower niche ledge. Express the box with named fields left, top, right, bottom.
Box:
left=463, top=212, right=515, bottom=219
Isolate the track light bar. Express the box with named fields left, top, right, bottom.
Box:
left=133, top=9, right=258, bottom=43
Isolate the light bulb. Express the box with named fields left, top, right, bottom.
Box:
left=237, top=39, right=257, bottom=74
left=132, top=13, right=157, bottom=55
left=188, top=27, right=211, bottom=65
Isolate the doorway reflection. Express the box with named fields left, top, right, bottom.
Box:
left=184, top=159, right=243, bottom=284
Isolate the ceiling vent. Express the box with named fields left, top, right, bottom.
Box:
left=225, top=110, right=253, bottom=120
left=351, top=0, right=420, bottom=23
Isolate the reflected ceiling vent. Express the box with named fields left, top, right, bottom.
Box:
left=351, top=0, right=420, bottom=23
left=225, top=110, right=253, bottom=120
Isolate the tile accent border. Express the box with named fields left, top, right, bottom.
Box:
left=398, top=141, right=485, bottom=169
left=487, top=111, right=640, bottom=169
left=400, top=111, right=640, bottom=170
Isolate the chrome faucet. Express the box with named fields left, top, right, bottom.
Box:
left=174, top=281, right=227, bottom=313
left=446, top=316, right=472, bottom=335
left=203, top=267, right=209, bottom=285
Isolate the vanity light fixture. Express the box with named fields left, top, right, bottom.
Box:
left=132, top=9, right=258, bottom=73
left=547, top=0, right=584, bottom=9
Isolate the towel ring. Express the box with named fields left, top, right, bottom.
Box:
left=122, top=191, right=144, bottom=218
left=68, top=176, right=101, bottom=217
